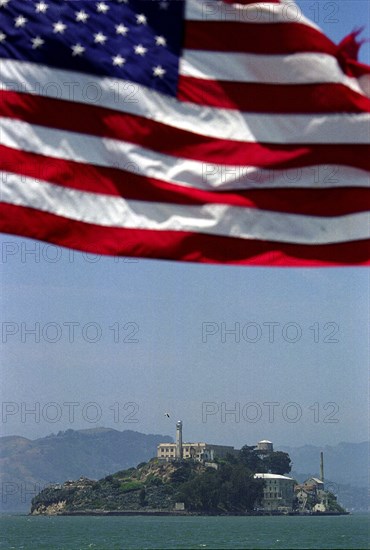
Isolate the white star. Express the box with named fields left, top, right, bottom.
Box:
left=75, top=10, right=89, bottom=23
left=134, top=44, right=147, bottom=56
left=0, top=0, right=10, bottom=8
left=115, top=24, right=128, bottom=36
left=112, top=54, right=126, bottom=67
left=71, top=43, right=85, bottom=56
left=136, top=13, right=147, bottom=25
left=155, top=35, right=166, bottom=46
left=35, top=1, right=48, bottom=13
left=31, top=36, right=44, bottom=49
left=159, top=1, right=169, bottom=9
left=153, top=65, right=165, bottom=78
left=53, top=21, right=67, bottom=34
left=94, top=32, right=107, bottom=44
left=96, top=2, right=109, bottom=13
left=0, top=31, right=6, bottom=42
left=15, top=15, right=28, bottom=27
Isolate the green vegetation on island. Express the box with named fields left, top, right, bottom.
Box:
left=30, top=446, right=288, bottom=515
left=31, top=460, right=261, bottom=515
left=30, top=445, right=347, bottom=516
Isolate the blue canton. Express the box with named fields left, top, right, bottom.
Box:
left=0, top=0, right=185, bottom=96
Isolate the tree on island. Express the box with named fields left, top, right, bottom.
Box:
left=239, top=445, right=292, bottom=475
left=175, top=462, right=264, bottom=513
left=239, top=445, right=262, bottom=471
left=263, top=451, right=292, bottom=475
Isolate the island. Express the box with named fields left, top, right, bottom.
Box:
left=30, top=438, right=347, bottom=516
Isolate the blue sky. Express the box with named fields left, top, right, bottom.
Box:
left=1, top=0, right=369, bottom=450
left=298, top=0, right=370, bottom=64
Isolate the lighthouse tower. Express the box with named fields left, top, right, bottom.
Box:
left=176, top=420, right=183, bottom=459
left=320, top=451, right=324, bottom=486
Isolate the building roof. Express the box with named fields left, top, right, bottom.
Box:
left=305, top=477, right=324, bottom=484
left=254, top=473, right=294, bottom=480
left=258, top=440, right=272, bottom=444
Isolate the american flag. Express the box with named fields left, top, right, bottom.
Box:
left=0, top=0, right=369, bottom=265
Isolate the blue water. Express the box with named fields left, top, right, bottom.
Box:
left=1, top=514, right=369, bottom=549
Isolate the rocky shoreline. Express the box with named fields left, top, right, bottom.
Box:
left=30, top=509, right=350, bottom=517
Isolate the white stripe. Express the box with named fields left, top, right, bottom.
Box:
left=185, top=0, right=320, bottom=30
left=1, top=59, right=369, bottom=144
left=1, top=118, right=369, bottom=190
left=1, top=172, right=369, bottom=244
left=181, top=51, right=363, bottom=91
left=358, top=74, right=370, bottom=98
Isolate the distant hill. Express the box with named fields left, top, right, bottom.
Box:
left=0, top=428, right=172, bottom=512
left=280, top=442, right=369, bottom=487
left=280, top=442, right=369, bottom=512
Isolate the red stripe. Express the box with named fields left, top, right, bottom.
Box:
left=185, top=21, right=336, bottom=55
left=184, top=20, right=362, bottom=80
left=178, top=76, right=370, bottom=113
left=1, top=203, right=369, bottom=266
left=2, top=92, right=370, bottom=172
left=344, top=59, right=370, bottom=79
left=2, top=147, right=369, bottom=217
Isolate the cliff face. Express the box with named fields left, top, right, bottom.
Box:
left=32, top=500, right=67, bottom=515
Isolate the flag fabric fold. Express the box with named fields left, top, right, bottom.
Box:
left=0, top=0, right=369, bottom=265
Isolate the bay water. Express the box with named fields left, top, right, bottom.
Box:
left=1, top=514, right=369, bottom=549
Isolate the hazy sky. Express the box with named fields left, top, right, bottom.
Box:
left=1, top=0, right=369, bottom=450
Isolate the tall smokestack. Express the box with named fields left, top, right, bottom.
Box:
left=176, top=420, right=183, bottom=459
left=320, top=451, right=324, bottom=484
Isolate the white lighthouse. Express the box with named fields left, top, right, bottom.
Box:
left=176, top=420, right=183, bottom=459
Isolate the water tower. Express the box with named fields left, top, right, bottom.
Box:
left=256, top=440, right=273, bottom=453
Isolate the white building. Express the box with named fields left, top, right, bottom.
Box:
left=254, top=473, right=295, bottom=512
left=157, top=442, right=237, bottom=462
left=157, top=420, right=238, bottom=462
